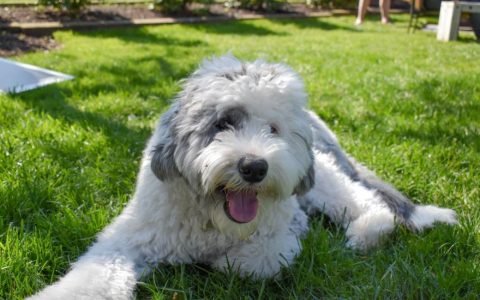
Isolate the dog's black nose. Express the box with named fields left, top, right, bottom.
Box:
left=238, top=156, right=268, bottom=183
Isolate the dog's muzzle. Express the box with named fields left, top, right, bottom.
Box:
left=238, top=156, right=268, bottom=183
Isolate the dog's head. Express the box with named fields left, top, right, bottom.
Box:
left=151, top=55, right=314, bottom=238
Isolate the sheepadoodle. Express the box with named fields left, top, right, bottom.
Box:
left=29, top=55, right=457, bottom=299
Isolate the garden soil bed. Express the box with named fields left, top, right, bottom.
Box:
left=0, top=30, right=58, bottom=56
left=0, top=3, right=331, bottom=24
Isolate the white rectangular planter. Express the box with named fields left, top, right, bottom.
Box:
left=0, top=58, right=73, bottom=94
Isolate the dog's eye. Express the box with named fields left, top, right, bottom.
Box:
left=215, top=118, right=232, bottom=131
left=270, top=124, right=279, bottom=134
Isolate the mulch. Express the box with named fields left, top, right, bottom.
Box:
left=0, top=31, right=59, bottom=57
left=1, top=4, right=205, bottom=24
left=0, top=3, right=322, bottom=24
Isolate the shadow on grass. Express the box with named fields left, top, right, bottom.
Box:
left=191, top=19, right=287, bottom=35
left=456, top=35, right=479, bottom=44
left=79, top=26, right=208, bottom=46
left=9, top=56, right=179, bottom=161
left=10, top=54, right=175, bottom=143
left=72, top=28, right=207, bottom=97
left=78, top=19, right=285, bottom=38
left=270, top=16, right=359, bottom=32
left=6, top=34, right=207, bottom=227
left=392, top=78, right=480, bottom=150
left=319, top=75, right=479, bottom=152
left=72, top=54, right=194, bottom=98
left=6, top=84, right=149, bottom=213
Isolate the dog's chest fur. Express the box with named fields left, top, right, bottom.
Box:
left=122, top=175, right=304, bottom=265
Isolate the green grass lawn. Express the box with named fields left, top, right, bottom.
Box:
left=1, top=15, right=479, bottom=299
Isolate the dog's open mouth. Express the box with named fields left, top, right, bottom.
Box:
left=221, top=188, right=259, bottom=224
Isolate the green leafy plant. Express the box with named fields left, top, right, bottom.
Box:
left=238, top=0, right=284, bottom=12
left=307, top=0, right=357, bottom=9
left=38, top=0, right=90, bottom=13
left=153, top=0, right=192, bottom=14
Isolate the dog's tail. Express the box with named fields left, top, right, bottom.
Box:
left=353, top=160, right=458, bottom=231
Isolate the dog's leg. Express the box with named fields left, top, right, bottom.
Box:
left=28, top=165, right=166, bottom=300
left=351, top=160, right=458, bottom=230
left=304, top=110, right=457, bottom=248
left=28, top=229, right=147, bottom=300
left=298, top=150, right=396, bottom=250
left=306, top=110, right=361, bottom=181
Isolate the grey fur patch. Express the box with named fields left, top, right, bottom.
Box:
left=222, top=73, right=234, bottom=81
left=370, top=180, right=416, bottom=225
left=215, top=106, right=248, bottom=131
left=151, top=106, right=181, bottom=181
left=152, top=103, right=250, bottom=189
left=291, top=131, right=315, bottom=196
left=219, top=64, right=248, bottom=82
left=199, top=105, right=249, bottom=147
left=151, top=142, right=179, bottom=181
left=289, top=209, right=309, bottom=237
left=294, top=163, right=315, bottom=196
left=353, top=161, right=416, bottom=226
left=322, top=142, right=416, bottom=224
left=297, top=193, right=320, bottom=216
left=311, top=134, right=360, bottom=182
left=326, top=144, right=360, bottom=182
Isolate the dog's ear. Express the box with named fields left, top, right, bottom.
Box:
left=294, top=163, right=315, bottom=196
left=151, top=106, right=181, bottom=181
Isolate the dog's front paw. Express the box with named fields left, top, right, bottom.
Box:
left=212, top=233, right=301, bottom=278
left=212, top=251, right=283, bottom=278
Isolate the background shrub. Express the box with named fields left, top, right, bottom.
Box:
left=238, top=0, right=285, bottom=12
left=153, top=0, right=191, bottom=14
left=38, top=0, right=90, bottom=12
left=308, top=0, right=357, bottom=9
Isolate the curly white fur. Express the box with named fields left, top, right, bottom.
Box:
left=28, top=55, right=457, bottom=299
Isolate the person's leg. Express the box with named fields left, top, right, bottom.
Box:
left=355, top=0, right=372, bottom=25
left=379, top=0, right=391, bottom=24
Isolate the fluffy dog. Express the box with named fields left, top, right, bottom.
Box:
left=29, top=55, right=457, bottom=299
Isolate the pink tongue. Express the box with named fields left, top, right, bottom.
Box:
left=226, top=190, right=258, bottom=223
